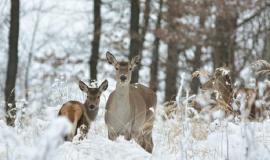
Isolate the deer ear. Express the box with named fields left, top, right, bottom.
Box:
left=106, top=51, right=117, bottom=65
left=99, top=80, right=108, bottom=92
left=79, top=80, right=89, bottom=93
left=131, top=55, right=141, bottom=69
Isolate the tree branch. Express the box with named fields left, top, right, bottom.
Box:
left=237, top=3, right=270, bottom=28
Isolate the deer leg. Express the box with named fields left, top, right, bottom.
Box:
left=142, top=132, right=153, bottom=153
left=78, top=124, right=89, bottom=140
left=108, top=127, right=118, bottom=141
left=124, top=125, right=132, bottom=141
left=124, top=132, right=132, bottom=141
left=136, top=128, right=154, bottom=153
left=142, top=110, right=155, bottom=153
left=134, top=134, right=143, bottom=145
left=129, top=120, right=154, bottom=153
left=133, top=130, right=154, bottom=153
left=65, top=134, right=73, bottom=141
left=131, top=130, right=146, bottom=151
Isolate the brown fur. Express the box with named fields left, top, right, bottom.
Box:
left=132, top=84, right=157, bottom=110
left=58, top=101, right=85, bottom=140
left=58, top=101, right=83, bottom=123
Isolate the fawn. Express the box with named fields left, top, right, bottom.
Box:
left=58, top=80, right=108, bottom=141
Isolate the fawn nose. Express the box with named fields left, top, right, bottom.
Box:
left=89, top=105, right=95, bottom=110
left=120, top=75, right=127, bottom=82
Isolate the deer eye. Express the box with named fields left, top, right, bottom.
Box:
left=116, top=67, right=119, bottom=70
left=97, top=95, right=100, bottom=98
left=129, top=68, right=132, bottom=70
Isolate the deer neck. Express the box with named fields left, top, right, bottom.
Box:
left=111, top=83, right=132, bottom=123
left=83, top=103, right=99, bottom=123
left=115, top=83, right=130, bottom=97
left=113, top=83, right=131, bottom=111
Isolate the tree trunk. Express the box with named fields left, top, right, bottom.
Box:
left=5, top=0, right=20, bottom=126
left=129, top=0, right=140, bottom=83
left=165, top=1, right=179, bottom=101
left=190, top=45, right=202, bottom=94
left=150, top=0, right=163, bottom=92
left=260, top=30, right=270, bottom=80
left=25, top=3, right=42, bottom=101
left=132, top=0, right=151, bottom=83
left=213, top=9, right=237, bottom=81
left=165, top=42, right=178, bottom=101
left=190, top=12, right=206, bottom=94
left=90, top=0, right=101, bottom=80
left=263, top=31, right=270, bottom=62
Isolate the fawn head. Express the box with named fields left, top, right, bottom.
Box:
left=79, top=80, right=108, bottom=110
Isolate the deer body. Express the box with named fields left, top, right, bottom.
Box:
left=105, top=85, right=149, bottom=139
left=58, top=101, right=88, bottom=141
left=105, top=52, right=156, bottom=153
left=58, top=80, right=108, bottom=141
left=106, top=86, right=132, bottom=136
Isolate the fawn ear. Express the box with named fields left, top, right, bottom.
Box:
left=130, top=55, right=141, bottom=69
left=79, top=80, right=89, bottom=93
left=99, top=80, right=108, bottom=92
left=106, top=51, right=117, bottom=65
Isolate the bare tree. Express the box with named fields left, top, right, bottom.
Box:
left=132, top=0, right=151, bottom=83
left=212, top=1, right=237, bottom=81
left=5, top=0, right=20, bottom=126
left=139, top=0, right=150, bottom=56
left=190, top=2, right=208, bottom=94
left=164, top=1, right=179, bottom=101
left=263, top=30, right=270, bottom=62
left=128, top=0, right=140, bottom=83
left=150, top=0, right=163, bottom=92
left=24, top=2, right=43, bottom=101
left=90, top=0, right=102, bottom=80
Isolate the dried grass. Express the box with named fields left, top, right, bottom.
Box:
left=192, top=70, right=211, bottom=79
left=191, top=118, right=209, bottom=140
left=252, top=60, right=270, bottom=77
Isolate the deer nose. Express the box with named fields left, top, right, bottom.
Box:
left=89, top=105, right=95, bottom=110
left=120, top=75, right=127, bottom=81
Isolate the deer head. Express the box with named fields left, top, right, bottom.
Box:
left=79, top=80, right=108, bottom=110
left=106, top=51, right=140, bottom=86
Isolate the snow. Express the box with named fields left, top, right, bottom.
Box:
left=1, top=79, right=270, bottom=160
left=216, top=67, right=230, bottom=76
left=54, top=136, right=151, bottom=160
left=1, top=0, right=270, bottom=159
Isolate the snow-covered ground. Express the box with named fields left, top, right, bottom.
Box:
left=1, top=0, right=270, bottom=159
left=1, top=84, right=270, bottom=160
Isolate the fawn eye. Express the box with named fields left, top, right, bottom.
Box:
left=97, top=96, right=100, bottom=99
left=116, top=67, right=119, bottom=70
left=129, top=68, right=132, bottom=70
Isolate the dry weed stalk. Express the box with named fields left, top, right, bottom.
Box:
left=163, top=99, right=209, bottom=142
left=233, top=87, right=269, bottom=121
left=190, top=118, right=209, bottom=140
left=252, top=60, right=270, bottom=77
left=192, top=67, right=234, bottom=120
left=163, top=101, right=197, bottom=121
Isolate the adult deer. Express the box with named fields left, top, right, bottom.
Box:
left=105, top=51, right=157, bottom=153
left=58, top=80, right=108, bottom=141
